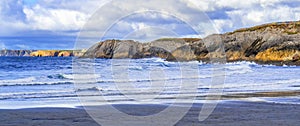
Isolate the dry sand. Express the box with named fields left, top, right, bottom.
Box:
left=0, top=101, right=299, bottom=126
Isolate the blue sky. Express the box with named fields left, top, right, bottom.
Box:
left=0, top=0, right=300, bottom=49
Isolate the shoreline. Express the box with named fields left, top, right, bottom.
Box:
left=1, top=56, right=300, bottom=66
left=1, top=101, right=300, bottom=126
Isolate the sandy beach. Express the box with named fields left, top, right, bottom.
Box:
left=1, top=101, right=299, bottom=126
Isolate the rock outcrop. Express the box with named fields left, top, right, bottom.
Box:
left=30, top=50, right=59, bottom=57
left=58, top=51, right=73, bottom=57
left=230, top=21, right=300, bottom=63
left=0, top=49, right=86, bottom=57
left=72, top=50, right=86, bottom=57
left=0, top=50, right=35, bottom=56
left=81, top=39, right=185, bottom=59
left=82, top=21, right=300, bottom=65
left=30, top=50, right=81, bottom=57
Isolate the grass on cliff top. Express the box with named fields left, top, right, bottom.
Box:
left=229, top=21, right=300, bottom=34
left=156, top=38, right=201, bottom=43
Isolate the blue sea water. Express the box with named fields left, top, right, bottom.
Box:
left=1, top=57, right=300, bottom=109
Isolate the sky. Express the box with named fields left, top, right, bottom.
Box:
left=0, top=0, right=300, bottom=49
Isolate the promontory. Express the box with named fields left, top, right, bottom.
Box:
left=81, top=21, right=300, bottom=65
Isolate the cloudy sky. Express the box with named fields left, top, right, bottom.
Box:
left=0, top=0, right=300, bottom=49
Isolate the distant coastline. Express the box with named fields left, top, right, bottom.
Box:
left=1, top=21, right=300, bottom=65
left=0, top=49, right=86, bottom=57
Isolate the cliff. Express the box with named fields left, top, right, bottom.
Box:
left=0, top=50, right=85, bottom=57
left=81, top=38, right=199, bottom=59
left=0, top=50, right=35, bottom=56
left=82, top=21, right=300, bottom=65
left=167, top=21, right=300, bottom=65
left=30, top=50, right=85, bottom=57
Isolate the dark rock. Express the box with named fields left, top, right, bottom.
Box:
left=292, top=54, right=300, bottom=61
left=82, top=39, right=181, bottom=59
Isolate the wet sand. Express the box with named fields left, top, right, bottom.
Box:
left=0, top=101, right=299, bottom=126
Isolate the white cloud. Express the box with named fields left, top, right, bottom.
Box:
left=225, top=4, right=300, bottom=30
left=1, top=0, right=299, bottom=35
left=0, top=0, right=109, bottom=36
left=184, top=0, right=217, bottom=11
left=205, top=0, right=300, bottom=32
left=215, top=0, right=287, bottom=9
left=213, top=19, right=233, bottom=33
left=124, top=26, right=179, bottom=42
left=1, top=0, right=300, bottom=49
left=216, top=0, right=256, bottom=9
left=75, top=0, right=218, bottom=47
left=23, top=5, right=88, bottom=31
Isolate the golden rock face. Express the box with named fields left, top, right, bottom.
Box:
left=30, top=50, right=56, bottom=57
left=30, top=50, right=73, bottom=57
left=172, top=50, right=196, bottom=61
left=255, top=48, right=300, bottom=61
left=58, top=51, right=72, bottom=57
left=226, top=51, right=244, bottom=61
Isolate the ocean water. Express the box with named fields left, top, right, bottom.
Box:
left=1, top=57, right=300, bottom=109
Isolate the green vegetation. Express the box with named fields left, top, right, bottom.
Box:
left=229, top=21, right=300, bottom=35
left=156, top=38, right=201, bottom=43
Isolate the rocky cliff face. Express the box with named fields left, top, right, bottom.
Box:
left=0, top=50, right=35, bottom=56
left=167, top=21, right=300, bottom=65
left=0, top=50, right=85, bottom=57
left=81, top=38, right=201, bottom=59
left=30, top=50, right=85, bottom=57
left=81, top=39, right=185, bottom=59
left=30, top=50, right=60, bottom=57
left=82, top=21, right=300, bottom=65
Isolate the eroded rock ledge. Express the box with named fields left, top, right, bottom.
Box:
left=82, top=21, right=300, bottom=65
left=29, top=50, right=86, bottom=57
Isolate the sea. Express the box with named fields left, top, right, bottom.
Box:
left=1, top=57, right=300, bottom=109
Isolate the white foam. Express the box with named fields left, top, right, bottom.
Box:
left=202, top=78, right=300, bottom=90
left=0, top=90, right=75, bottom=99
left=62, top=74, right=101, bottom=80
left=276, top=79, right=300, bottom=84
left=226, top=62, right=253, bottom=74
left=128, top=66, right=143, bottom=71
left=0, top=101, right=79, bottom=109
left=0, top=80, right=73, bottom=86
left=0, top=77, right=36, bottom=84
